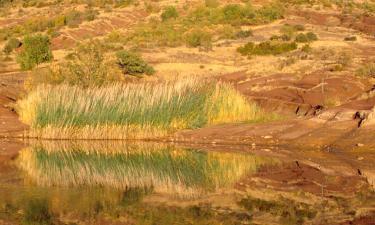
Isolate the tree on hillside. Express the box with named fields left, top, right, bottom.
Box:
left=17, top=34, right=53, bottom=70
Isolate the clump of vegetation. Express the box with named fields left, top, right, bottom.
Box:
left=235, top=30, right=253, bottom=39
left=0, top=9, right=98, bottom=41
left=23, top=199, right=52, bottom=225
left=17, top=77, right=279, bottom=139
left=356, top=63, right=375, bottom=77
left=26, top=41, right=121, bottom=89
left=116, top=50, right=155, bottom=76
left=17, top=34, right=53, bottom=70
left=334, top=51, right=353, bottom=71
left=2, top=37, right=21, bottom=55
left=238, top=196, right=317, bottom=225
left=344, top=36, right=357, bottom=41
left=184, top=28, right=212, bottom=50
left=237, top=41, right=297, bottom=56
left=295, top=32, right=318, bottom=43
left=161, top=6, right=179, bottom=21
left=125, top=2, right=284, bottom=48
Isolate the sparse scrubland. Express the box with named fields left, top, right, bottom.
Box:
left=123, top=2, right=284, bottom=48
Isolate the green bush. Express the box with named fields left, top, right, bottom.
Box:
left=2, top=38, right=21, bottom=55
left=235, top=30, right=253, bottom=39
left=295, top=32, right=318, bottom=42
left=161, top=6, right=179, bottom=21
left=17, top=34, right=53, bottom=70
left=26, top=41, right=123, bottom=89
left=116, top=50, right=155, bottom=75
left=184, top=29, right=212, bottom=50
left=306, top=32, right=318, bottom=41
left=237, top=41, right=297, bottom=56
left=295, top=33, right=309, bottom=42
left=270, top=34, right=291, bottom=41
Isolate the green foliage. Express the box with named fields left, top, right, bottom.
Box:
left=17, top=34, right=53, bottom=70
left=26, top=41, right=122, bottom=88
left=161, top=6, right=179, bottom=21
left=2, top=37, right=21, bottom=55
left=237, top=41, right=297, bottom=56
left=235, top=30, right=253, bottom=39
left=184, top=29, right=212, bottom=50
left=116, top=50, right=155, bottom=75
left=22, top=199, right=52, bottom=225
left=295, top=32, right=318, bottom=42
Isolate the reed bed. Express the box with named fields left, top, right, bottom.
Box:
left=17, top=77, right=275, bottom=140
left=18, top=141, right=277, bottom=198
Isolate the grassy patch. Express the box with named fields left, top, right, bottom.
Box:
left=237, top=41, right=297, bottom=56
left=17, top=77, right=278, bottom=139
left=238, top=196, right=317, bottom=225
left=356, top=63, right=375, bottom=78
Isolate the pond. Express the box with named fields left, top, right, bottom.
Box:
left=0, top=141, right=374, bottom=225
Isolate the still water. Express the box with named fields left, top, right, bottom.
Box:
left=0, top=141, right=374, bottom=225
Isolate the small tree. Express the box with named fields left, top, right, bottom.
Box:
left=17, top=34, right=53, bottom=70
left=116, top=50, right=155, bottom=75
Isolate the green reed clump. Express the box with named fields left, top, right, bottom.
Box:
left=17, top=77, right=272, bottom=139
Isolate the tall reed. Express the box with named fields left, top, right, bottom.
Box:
left=17, top=77, right=273, bottom=139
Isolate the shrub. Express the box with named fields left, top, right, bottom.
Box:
left=295, top=32, right=318, bottom=42
left=237, top=41, right=297, bottom=56
left=301, top=44, right=312, bottom=53
left=295, top=33, right=309, bottom=42
left=185, top=29, right=212, bottom=50
left=17, top=34, right=53, bottom=70
left=26, top=41, right=122, bottom=89
left=256, top=2, right=284, bottom=23
left=116, top=50, right=155, bottom=75
left=294, top=24, right=305, bottom=31
left=161, top=6, right=179, bottom=21
left=2, top=37, right=21, bottom=55
left=306, top=32, right=318, bottom=41
left=344, top=36, right=357, bottom=41
left=270, top=34, right=291, bottom=41
left=356, top=63, right=375, bottom=77
left=235, top=30, right=253, bottom=39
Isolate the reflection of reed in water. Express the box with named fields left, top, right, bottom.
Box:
left=18, top=141, right=276, bottom=197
